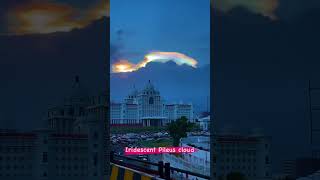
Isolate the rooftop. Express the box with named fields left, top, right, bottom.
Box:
left=181, top=136, right=210, bottom=151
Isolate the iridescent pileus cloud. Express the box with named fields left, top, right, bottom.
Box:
left=214, top=0, right=279, bottom=19
left=7, top=0, right=109, bottom=34
left=112, top=52, right=198, bottom=73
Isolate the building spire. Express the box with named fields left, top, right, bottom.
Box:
left=72, top=75, right=80, bottom=89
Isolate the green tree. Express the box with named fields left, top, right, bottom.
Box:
left=167, top=116, right=196, bottom=146
left=227, top=172, right=246, bottom=180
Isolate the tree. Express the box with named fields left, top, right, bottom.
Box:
left=226, top=172, right=246, bottom=180
left=167, top=116, right=196, bottom=146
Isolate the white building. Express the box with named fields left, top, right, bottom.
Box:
left=0, top=77, right=108, bottom=180
left=110, top=102, right=123, bottom=125
left=198, top=116, right=210, bottom=131
left=163, top=136, right=210, bottom=180
left=164, top=104, right=194, bottom=124
left=111, top=80, right=194, bottom=127
left=212, top=133, right=272, bottom=180
left=162, top=131, right=270, bottom=180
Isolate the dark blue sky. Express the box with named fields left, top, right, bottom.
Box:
left=110, top=0, right=210, bottom=66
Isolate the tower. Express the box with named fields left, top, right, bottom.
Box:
left=137, top=80, right=164, bottom=126
left=47, top=76, right=89, bottom=134
left=86, top=94, right=108, bottom=180
left=33, top=129, right=51, bottom=180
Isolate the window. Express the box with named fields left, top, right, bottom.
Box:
left=149, top=97, right=154, bottom=104
left=265, top=156, right=270, bottom=164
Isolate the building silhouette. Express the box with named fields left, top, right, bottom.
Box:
left=0, top=77, right=108, bottom=180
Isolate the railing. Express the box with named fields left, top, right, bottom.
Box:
left=110, top=151, right=211, bottom=180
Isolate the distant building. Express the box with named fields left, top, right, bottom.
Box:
left=111, top=80, right=194, bottom=127
left=197, top=116, right=210, bottom=131
left=212, top=133, right=272, bottom=180
left=0, top=77, right=108, bottom=180
left=165, top=104, right=194, bottom=124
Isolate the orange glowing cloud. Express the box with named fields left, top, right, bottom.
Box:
left=8, top=2, right=80, bottom=34
left=112, top=52, right=198, bottom=73
left=215, top=0, right=279, bottom=20
left=87, top=0, right=110, bottom=19
left=7, top=0, right=109, bottom=34
left=112, top=60, right=137, bottom=73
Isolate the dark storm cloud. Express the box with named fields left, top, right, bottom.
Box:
left=214, top=0, right=279, bottom=19
left=214, top=0, right=320, bottom=20
left=0, top=0, right=108, bottom=34
left=276, top=0, right=320, bottom=20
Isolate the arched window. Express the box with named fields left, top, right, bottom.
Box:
left=149, top=97, right=154, bottom=104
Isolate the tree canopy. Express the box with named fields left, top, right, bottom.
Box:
left=167, top=116, right=197, bottom=146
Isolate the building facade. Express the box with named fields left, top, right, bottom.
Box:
left=197, top=116, right=210, bottom=131
left=0, top=77, right=108, bottom=180
left=212, top=134, right=272, bottom=180
left=111, top=80, right=194, bottom=127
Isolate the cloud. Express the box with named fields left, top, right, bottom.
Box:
left=86, top=0, right=109, bottom=20
left=112, top=51, right=198, bottom=73
left=112, top=59, right=137, bottom=73
left=111, top=61, right=210, bottom=112
left=214, top=0, right=279, bottom=19
left=8, top=2, right=79, bottom=34
left=6, top=0, right=109, bottom=34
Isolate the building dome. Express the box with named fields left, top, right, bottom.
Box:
left=141, top=80, right=159, bottom=95
left=129, top=86, right=139, bottom=97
